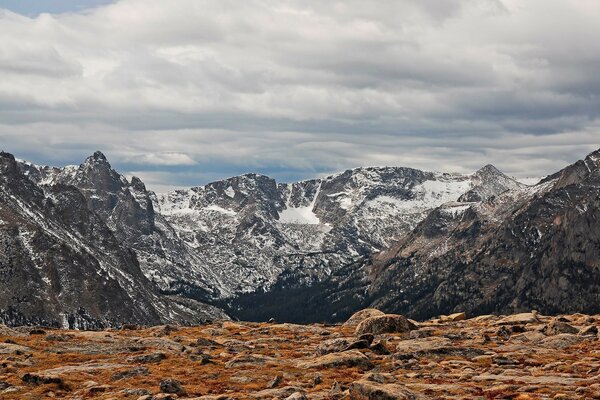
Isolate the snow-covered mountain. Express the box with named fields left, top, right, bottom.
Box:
left=151, top=164, right=525, bottom=310
left=7, top=146, right=596, bottom=326
left=1, top=151, right=226, bottom=328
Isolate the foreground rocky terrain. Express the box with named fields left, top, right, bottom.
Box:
left=0, top=310, right=598, bottom=399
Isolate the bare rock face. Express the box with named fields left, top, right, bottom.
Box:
left=355, top=315, right=418, bottom=336
left=367, top=149, right=600, bottom=320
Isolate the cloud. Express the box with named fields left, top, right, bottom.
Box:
left=0, top=0, right=599, bottom=191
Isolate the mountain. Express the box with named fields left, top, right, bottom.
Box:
left=152, top=164, right=523, bottom=319
left=365, top=149, right=600, bottom=320
left=0, top=151, right=226, bottom=328
left=2, top=147, right=599, bottom=326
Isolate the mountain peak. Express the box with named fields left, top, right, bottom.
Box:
left=0, top=151, right=18, bottom=175
left=85, top=151, right=109, bottom=165
left=475, top=164, right=501, bottom=176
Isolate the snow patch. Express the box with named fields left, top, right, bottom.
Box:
left=225, top=186, right=235, bottom=198
left=279, top=182, right=322, bottom=224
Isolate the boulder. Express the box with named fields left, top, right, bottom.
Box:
left=495, top=313, right=540, bottom=326
left=159, top=378, right=186, bottom=395
left=349, top=380, right=417, bottom=400
left=251, top=386, right=306, bottom=399
left=439, top=312, right=466, bottom=322
left=542, top=319, right=579, bottom=335
left=355, top=314, right=417, bottom=336
left=344, top=309, right=385, bottom=327
left=127, top=352, right=167, bottom=364
left=579, top=325, right=598, bottom=336
left=298, top=350, right=374, bottom=370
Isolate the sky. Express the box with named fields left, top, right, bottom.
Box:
left=0, top=0, right=599, bottom=192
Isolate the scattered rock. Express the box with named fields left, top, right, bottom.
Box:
left=355, top=314, right=417, bottom=336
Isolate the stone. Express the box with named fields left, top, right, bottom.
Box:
left=128, top=352, right=167, bottom=364
left=495, top=313, right=540, bottom=326
left=111, top=366, right=150, bottom=381
left=355, top=315, right=418, bottom=336
left=349, top=380, right=417, bottom=400
left=298, top=350, right=374, bottom=370
left=316, top=338, right=352, bottom=355
left=344, top=309, right=385, bottom=327
left=22, top=373, right=64, bottom=387
left=579, top=325, right=598, bottom=336
left=448, top=312, right=466, bottom=321
left=285, top=393, right=308, bottom=400
left=252, top=386, right=306, bottom=399
left=159, top=378, right=186, bottom=395
left=148, top=325, right=179, bottom=337
left=0, top=343, right=31, bottom=354
left=542, top=319, right=579, bottom=335
left=225, top=354, right=275, bottom=368
left=267, top=374, right=283, bottom=389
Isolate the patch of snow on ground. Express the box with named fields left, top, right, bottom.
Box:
left=225, top=186, right=235, bottom=198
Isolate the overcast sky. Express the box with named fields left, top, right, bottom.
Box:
left=0, top=0, right=599, bottom=192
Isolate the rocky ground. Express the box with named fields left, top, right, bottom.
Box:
left=0, top=310, right=598, bottom=399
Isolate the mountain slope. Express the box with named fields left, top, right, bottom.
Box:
left=1, top=151, right=226, bottom=328
left=365, top=149, right=600, bottom=319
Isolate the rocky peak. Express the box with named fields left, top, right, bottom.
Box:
left=474, top=164, right=501, bottom=178
left=0, top=151, right=18, bottom=176
left=87, top=150, right=108, bottom=164
left=130, top=176, right=147, bottom=192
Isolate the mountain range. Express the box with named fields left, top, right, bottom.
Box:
left=0, top=147, right=598, bottom=327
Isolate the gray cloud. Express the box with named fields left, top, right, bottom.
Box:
left=0, top=0, right=599, bottom=191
